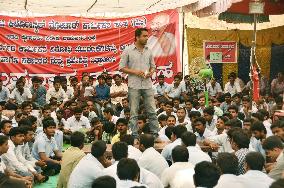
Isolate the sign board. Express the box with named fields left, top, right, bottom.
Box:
left=204, top=41, right=238, bottom=63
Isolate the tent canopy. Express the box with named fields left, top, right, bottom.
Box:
left=0, top=0, right=242, bottom=17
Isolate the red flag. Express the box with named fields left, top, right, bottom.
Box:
left=252, top=65, right=260, bottom=101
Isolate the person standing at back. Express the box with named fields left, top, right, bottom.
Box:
left=119, top=28, right=159, bottom=138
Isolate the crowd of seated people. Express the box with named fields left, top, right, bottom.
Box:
left=0, top=70, right=283, bottom=188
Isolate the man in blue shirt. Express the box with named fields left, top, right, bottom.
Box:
left=95, top=75, right=111, bottom=118
left=30, top=76, right=46, bottom=108
left=32, top=119, right=61, bottom=175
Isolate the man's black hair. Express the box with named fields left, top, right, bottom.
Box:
left=91, top=140, right=107, bottom=158
left=70, top=131, right=85, bottom=148
left=112, top=141, right=128, bottom=161
left=262, top=136, right=284, bottom=150
left=135, top=28, right=148, bottom=39
left=216, top=153, right=238, bottom=175
left=120, top=134, right=134, bottom=146
left=92, top=175, right=116, bottom=188
left=103, top=107, right=114, bottom=116
left=172, top=145, right=189, bottom=163
left=139, top=134, right=154, bottom=149
left=117, top=158, right=140, bottom=181
left=9, top=127, right=25, bottom=137
left=193, top=161, right=221, bottom=188
left=181, top=131, right=196, bottom=147
left=172, top=125, right=187, bottom=138
left=251, top=121, right=267, bottom=134
left=245, top=152, right=265, bottom=171
left=0, top=120, right=12, bottom=130
left=0, top=135, right=8, bottom=145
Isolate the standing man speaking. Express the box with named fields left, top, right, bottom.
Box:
left=119, top=28, right=159, bottom=138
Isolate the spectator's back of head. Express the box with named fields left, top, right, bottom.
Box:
left=194, top=161, right=221, bottom=188
left=216, top=153, right=238, bottom=175
left=181, top=131, right=196, bottom=147
left=232, top=130, right=250, bottom=149
left=245, top=152, right=265, bottom=171
left=139, top=134, right=154, bottom=149
left=165, top=126, right=174, bottom=140
left=91, top=140, right=107, bottom=158
left=92, top=175, right=116, bottom=188
left=117, top=158, right=140, bottom=181
left=263, top=136, right=284, bottom=150
left=70, top=131, right=85, bottom=148
left=172, top=125, right=187, bottom=139
left=172, top=145, right=189, bottom=163
left=120, top=134, right=134, bottom=146
left=112, top=141, right=128, bottom=161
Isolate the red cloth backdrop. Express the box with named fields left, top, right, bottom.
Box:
left=0, top=9, right=180, bottom=86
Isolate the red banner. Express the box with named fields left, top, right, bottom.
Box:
left=0, top=10, right=180, bottom=86
left=203, top=41, right=237, bottom=64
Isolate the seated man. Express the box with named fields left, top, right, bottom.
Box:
left=215, top=153, right=244, bottom=188
left=193, top=161, right=221, bottom=188
left=9, top=80, right=32, bottom=105
left=161, top=145, right=194, bottom=188
left=94, top=75, right=111, bottom=117
left=111, top=118, right=129, bottom=144
left=2, top=127, right=46, bottom=182
left=32, top=119, right=62, bottom=176
left=262, top=136, right=284, bottom=180
left=0, top=135, right=32, bottom=188
left=181, top=131, right=211, bottom=165
left=103, top=142, right=162, bottom=188
left=103, top=107, right=119, bottom=124
left=161, top=125, right=187, bottom=163
left=239, top=152, right=274, bottom=187
left=116, top=158, right=148, bottom=188
left=193, top=117, right=214, bottom=142
left=120, top=135, right=142, bottom=162
left=138, top=134, right=168, bottom=178
left=92, top=176, right=116, bottom=188
left=110, top=74, right=128, bottom=114
left=0, top=120, right=12, bottom=136
left=66, top=107, right=90, bottom=132
left=68, top=140, right=109, bottom=188
left=46, top=77, right=68, bottom=105
left=57, top=132, right=86, bottom=188
left=18, top=126, right=47, bottom=175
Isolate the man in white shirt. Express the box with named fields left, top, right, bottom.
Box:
left=103, top=107, right=119, bottom=125
left=10, top=80, right=32, bottom=105
left=81, top=102, right=98, bottom=122
left=203, top=107, right=218, bottom=132
left=60, top=76, right=74, bottom=100
left=138, top=134, right=168, bottom=178
left=2, top=127, right=46, bottom=181
left=164, top=75, right=185, bottom=100
left=207, top=78, right=222, bottom=98
left=0, top=135, right=33, bottom=187
left=110, top=74, right=128, bottom=112
left=215, top=152, right=245, bottom=188
left=176, top=107, right=192, bottom=132
left=161, top=145, right=194, bottom=188
left=161, top=125, right=187, bottom=163
left=181, top=131, right=211, bottom=165
left=239, top=152, right=274, bottom=188
left=68, top=140, right=108, bottom=188
left=46, top=78, right=68, bottom=104
left=158, top=114, right=176, bottom=137
left=120, top=135, right=142, bottom=161
left=193, top=117, right=214, bottom=142
left=224, top=73, right=241, bottom=96
left=103, top=142, right=163, bottom=188
left=116, top=158, right=149, bottom=188
left=66, top=107, right=90, bottom=132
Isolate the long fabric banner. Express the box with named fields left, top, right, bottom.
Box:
left=0, top=9, right=180, bottom=86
